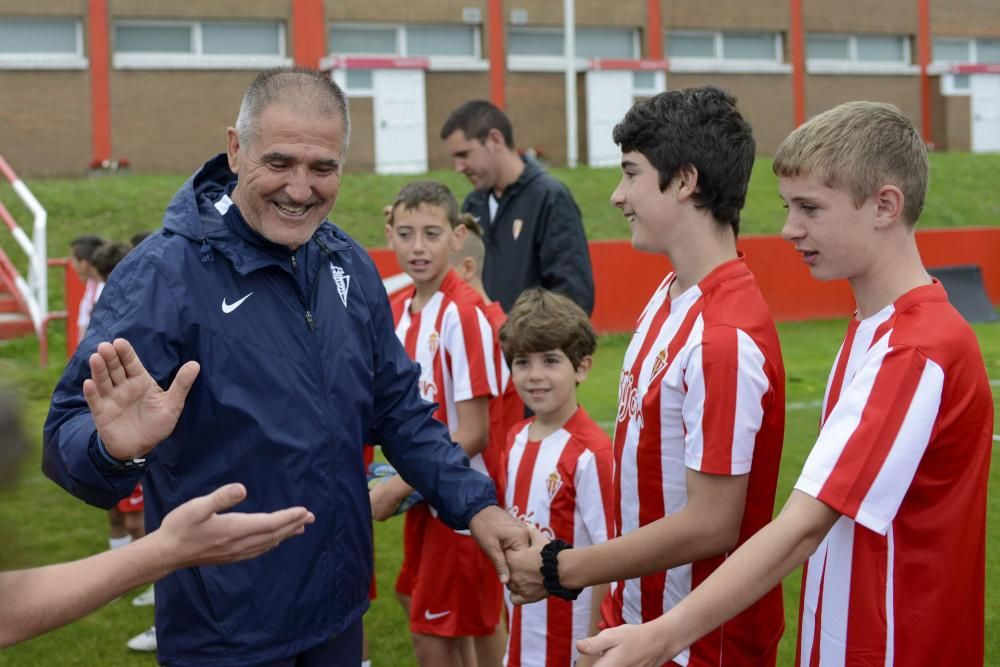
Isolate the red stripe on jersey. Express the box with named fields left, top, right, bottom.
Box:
left=697, top=324, right=738, bottom=473
left=508, top=604, right=524, bottom=666
left=795, top=559, right=809, bottom=666
left=403, top=310, right=422, bottom=360
left=634, top=300, right=703, bottom=622
left=546, top=441, right=584, bottom=667
left=818, top=349, right=928, bottom=517
left=613, top=293, right=674, bottom=530
left=824, top=322, right=857, bottom=422
left=869, top=315, right=896, bottom=353
left=432, top=296, right=451, bottom=423
left=844, top=526, right=888, bottom=663
left=808, top=552, right=828, bottom=667
left=506, top=439, right=540, bottom=667
left=454, top=293, right=493, bottom=399
left=610, top=292, right=673, bottom=617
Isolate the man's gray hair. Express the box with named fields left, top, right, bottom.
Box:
left=235, top=66, right=351, bottom=153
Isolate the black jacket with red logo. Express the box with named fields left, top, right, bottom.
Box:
left=461, top=158, right=595, bottom=314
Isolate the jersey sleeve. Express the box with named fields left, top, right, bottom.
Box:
left=575, top=445, right=615, bottom=546
left=795, top=344, right=943, bottom=535
left=441, top=303, right=498, bottom=402
left=681, top=325, right=770, bottom=475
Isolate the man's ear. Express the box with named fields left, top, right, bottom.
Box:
left=674, top=164, right=700, bottom=202
left=873, top=185, right=905, bottom=230
left=484, top=128, right=506, bottom=152
left=226, top=127, right=241, bottom=173
left=575, top=355, right=593, bottom=383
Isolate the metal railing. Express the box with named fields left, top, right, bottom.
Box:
left=0, top=154, right=47, bottom=334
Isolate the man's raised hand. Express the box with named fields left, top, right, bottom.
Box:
left=82, top=338, right=199, bottom=460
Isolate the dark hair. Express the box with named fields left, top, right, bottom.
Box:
left=70, top=235, right=103, bottom=262
left=389, top=180, right=464, bottom=229
left=130, top=231, right=151, bottom=248
left=91, top=241, right=131, bottom=281
left=440, top=100, right=514, bottom=148
left=612, top=86, right=755, bottom=236
left=500, top=289, right=597, bottom=370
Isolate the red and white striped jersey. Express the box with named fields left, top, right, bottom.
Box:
left=483, top=301, right=525, bottom=465
left=608, top=257, right=785, bottom=666
left=502, top=408, right=614, bottom=667
left=795, top=281, right=992, bottom=667
left=391, top=270, right=499, bottom=479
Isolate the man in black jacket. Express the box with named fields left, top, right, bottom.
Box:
left=441, top=100, right=595, bottom=314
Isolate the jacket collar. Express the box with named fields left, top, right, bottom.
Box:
left=163, top=154, right=351, bottom=276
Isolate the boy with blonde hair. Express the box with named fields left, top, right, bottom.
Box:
left=578, top=101, right=993, bottom=667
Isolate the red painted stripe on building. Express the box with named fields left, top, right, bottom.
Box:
left=789, top=0, right=806, bottom=127
left=487, top=0, right=506, bottom=109
left=918, top=0, right=933, bottom=145
left=88, top=0, right=111, bottom=165
left=291, top=0, right=326, bottom=68
left=646, top=0, right=663, bottom=60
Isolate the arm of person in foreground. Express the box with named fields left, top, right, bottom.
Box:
left=370, top=396, right=490, bottom=520
left=506, top=468, right=749, bottom=604
left=0, top=482, right=314, bottom=649
left=575, top=490, right=839, bottom=666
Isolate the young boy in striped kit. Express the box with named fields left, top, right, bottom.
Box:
left=506, top=87, right=787, bottom=667
left=578, top=102, right=993, bottom=667
left=498, top=289, right=614, bottom=667
left=371, top=180, right=502, bottom=667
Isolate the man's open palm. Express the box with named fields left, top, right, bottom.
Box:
left=82, top=338, right=199, bottom=460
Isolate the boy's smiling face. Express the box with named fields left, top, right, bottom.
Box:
left=510, top=349, right=590, bottom=424
left=385, top=203, right=462, bottom=288
left=779, top=173, right=881, bottom=283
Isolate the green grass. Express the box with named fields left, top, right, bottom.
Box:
left=1, top=153, right=999, bottom=285
left=0, top=318, right=997, bottom=666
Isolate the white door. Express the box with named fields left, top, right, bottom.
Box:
left=586, top=71, right=634, bottom=167
left=373, top=69, right=428, bottom=174
left=971, top=74, right=1000, bottom=153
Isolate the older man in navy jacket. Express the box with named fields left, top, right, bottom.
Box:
left=43, top=67, right=527, bottom=667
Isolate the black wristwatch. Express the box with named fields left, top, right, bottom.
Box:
left=540, top=539, right=583, bottom=601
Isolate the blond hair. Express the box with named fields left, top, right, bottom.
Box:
left=773, top=101, right=928, bottom=225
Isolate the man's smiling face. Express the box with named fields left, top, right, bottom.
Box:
left=227, top=103, right=345, bottom=250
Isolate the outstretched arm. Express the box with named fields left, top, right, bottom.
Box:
left=84, top=338, right=199, bottom=461
left=507, top=468, right=748, bottom=604
left=576, top=491, right=838, bottom=666
left=0, top=483, right=314, bottom=648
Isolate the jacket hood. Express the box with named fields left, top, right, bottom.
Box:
left=162, top=153, right=351, bottom=274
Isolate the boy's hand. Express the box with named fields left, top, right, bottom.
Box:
left=507, top=523, right=549, bottom=604
left=83, top=338, right=199, bottom=460
left=368, top=475, right=414, bottom=521
left=469, top=505, right=530, bottom=584
left=576, top=622, right=671, bottom=667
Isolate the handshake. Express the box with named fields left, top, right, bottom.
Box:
left=366, top=462, right=555, bottom=604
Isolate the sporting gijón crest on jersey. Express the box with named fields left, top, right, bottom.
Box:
left=391, top=269, right=498, bottom=478
left=609, top=257, right=785, bottom=666
left=794, top=281, right=991, bottom=667
left=502, top=408, right=614, bottom=667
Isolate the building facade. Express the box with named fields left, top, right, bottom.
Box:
left=0, top=0, right=998, bottom=176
